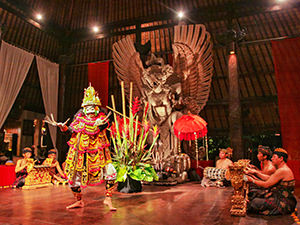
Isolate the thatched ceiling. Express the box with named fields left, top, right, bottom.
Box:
left=2, top=0, right=300, bottom=40
left=1, top=0, right=300, bottom=138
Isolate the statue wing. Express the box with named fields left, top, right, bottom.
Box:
left=112, top=36, right=144, bottom=100
left=172, top=24, right=213, bottom=114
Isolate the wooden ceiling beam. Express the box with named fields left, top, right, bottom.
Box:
left=1, top=0, right=299, bottom=44
left=70, top=0, right=300, bottom=42
left=0, top=0, right=65, bottom=40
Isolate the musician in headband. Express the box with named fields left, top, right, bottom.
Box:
left=13, top=147, right=33, bottom=188
left=42, top=149, right=66, bottom=184
left=201, top=148, right=233, bottom=188
left=245, top=148, right=297, bottom=215
left=248, top=145, right=276, bottom=176
left=216, top=148, right=233, bottom=170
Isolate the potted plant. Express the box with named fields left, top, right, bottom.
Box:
left=108, top=83, right=159, bottom=193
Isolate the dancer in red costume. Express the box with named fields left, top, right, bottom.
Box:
left=46, top=85, right=117, bottom=210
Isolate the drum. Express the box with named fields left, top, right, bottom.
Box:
left=203, top=167, right=228, bottom=180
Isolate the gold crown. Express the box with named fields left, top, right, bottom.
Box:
left=81, top=84, right=101, bottom=107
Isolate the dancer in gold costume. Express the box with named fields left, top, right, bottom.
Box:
left=46, top=85, right=117, bottom=210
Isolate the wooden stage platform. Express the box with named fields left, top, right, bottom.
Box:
left=0, top=182, right=299, bottom=225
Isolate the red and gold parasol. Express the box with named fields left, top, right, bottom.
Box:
left=173, top=112, right=209, bottom=163
left=173, top=113, right=207, bottom=141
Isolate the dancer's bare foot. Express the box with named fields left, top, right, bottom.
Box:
left=66, top=200, right=84, bottom=209
left=104, top=197, right=117, bottom=211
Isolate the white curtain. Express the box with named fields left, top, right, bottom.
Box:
left=36, top=56, right=59, bottom=148
left=0, top=41, right=34, bottom=129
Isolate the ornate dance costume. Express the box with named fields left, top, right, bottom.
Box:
left=57, top=85, right=117, bottom=207
left=64, top=110, right=116, bottom=190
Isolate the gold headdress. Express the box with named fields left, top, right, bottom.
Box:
left=81, top=84, right=101, bottom=107
left=226, top=147, right=233, bottom=158
left=258, top=145, right=271, bottom=156
left=219, top=147, right=233, bottom=158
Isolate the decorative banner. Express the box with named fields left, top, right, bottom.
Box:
left=272, top=38, right=300, bottom=161
left=88, top=61, right=109, bottom=107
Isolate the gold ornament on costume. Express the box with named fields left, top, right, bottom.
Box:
left=81, top=84, right=101, bottom=107
left=226, top=147, right=233, bottom=158
left=23, top=162, right=53, bottom=189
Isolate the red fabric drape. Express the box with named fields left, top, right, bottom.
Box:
left=191, top=160, right=214, bottom=178
left=287, top=161, right=300, bottom=182
left=88, top=61, right=110, bottom=107
left=0, top=165, right=16, bottom=187
left=272, top=38, right=300, bottom=161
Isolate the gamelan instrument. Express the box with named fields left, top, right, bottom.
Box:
left=203, top=167, right=229, bottom=180
left=23, top=159, right=53, bottom=189
left=228, top=159, right=250, bottom=216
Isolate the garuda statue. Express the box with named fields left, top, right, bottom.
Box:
left=112, top=24, right=213, bottom=159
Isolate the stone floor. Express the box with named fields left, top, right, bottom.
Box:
left=0, top=182, right=298, bottom=225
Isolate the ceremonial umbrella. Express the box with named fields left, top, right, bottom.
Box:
left=174, top=113, right=207, bottom=141
left=173, top=113, right=208, bottom=163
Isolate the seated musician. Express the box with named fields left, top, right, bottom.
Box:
left=13, top=147, right=33, bottom=188
left=216, top=148, right=233, bottom=170
left=245, top=148, right=297, bottom=215
left=201, top=148, right=233, bottom=187
left=247, top=146, right=276, bottom=198
left=42, top=149, right=66, bottom=183
left=249, top=145, right=275, bottom=176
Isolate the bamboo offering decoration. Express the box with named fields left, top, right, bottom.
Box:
left=121, top=81, right=127, bottom=136
left=108, top=82, right=160, bottom=183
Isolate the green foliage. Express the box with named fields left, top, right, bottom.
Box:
left=110, top=100, right=159, bottom=182
left=207, top=136, right=230, bottom=160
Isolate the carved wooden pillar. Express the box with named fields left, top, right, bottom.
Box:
left=33, top=119, right=42, bottom=156
left=136, top=22, right=141, bottom=45
left=228, top=42, right=243, bottom=160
